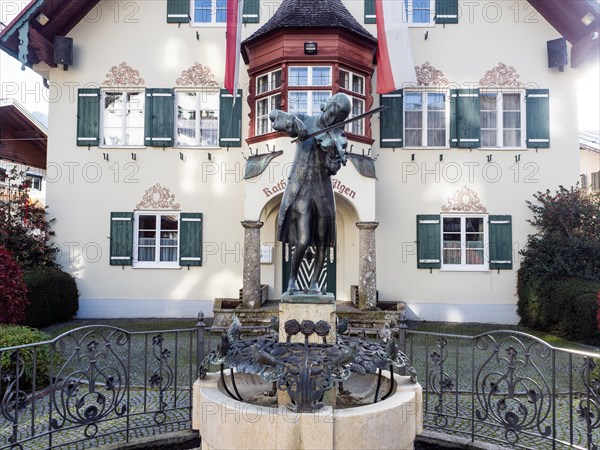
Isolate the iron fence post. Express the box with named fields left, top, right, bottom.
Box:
left=196, top=312, right=206, bottom=378
left=397, top=312, right=407, bottom=375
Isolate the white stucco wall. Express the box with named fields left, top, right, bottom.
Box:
left=41, top=1, right=580, bottom=323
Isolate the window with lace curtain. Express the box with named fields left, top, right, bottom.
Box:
left=404, top=91, right=447, bottom=147
left=134, top=213, right=179, bottom=267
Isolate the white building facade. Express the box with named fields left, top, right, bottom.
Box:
left=0, top=0, right=585, bottom=323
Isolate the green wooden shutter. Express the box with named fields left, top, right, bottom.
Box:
left=77, top=88, right=100, bottom=146
left=110, top=212, right=133, bottom=266
left=380, top=89, right=403, bottom=148
left=365, top=0, right=376, bottom=24
left=526, top=89, right=550, bottom=149
left=450, top=89, right=480, bottom=148
left=489, top=215, right=512, bottom=270
left=180, top=213, right=203, bottom=266
left=436, top=0, right=459, bottom=24
left=243, top=0, right=260, bottom=23
left=417, top=215, right=441, bottom=269
left=167, top=0, right=190, bottom=23
left=219, top=89, right=242, bottom=147
left=145, top=88, right=174, bottom=147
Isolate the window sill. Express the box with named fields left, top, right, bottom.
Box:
left=189, top=23, right=226, bottom=28
left=100, top=146, right=147, bottom=149
left=176, top=146, right=221, bottom=150
left=478, top=147, right=527, bottom=151
left=132, top=265, right=182, bottom=270
left=440, top=268, right=490, bottom=273
left=402, top=146, right=449, bottom=150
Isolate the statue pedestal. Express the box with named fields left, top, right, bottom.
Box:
left=279, top=292, right=337, bottom=344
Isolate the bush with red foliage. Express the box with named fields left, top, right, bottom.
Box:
left=0, top=245, right=29, bottom=324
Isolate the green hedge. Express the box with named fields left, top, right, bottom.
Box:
left=0, top=325, right=51, bottom=391
left=22, top=267, right=79, bottom=328
left=518, top=272, right=600, bottom=344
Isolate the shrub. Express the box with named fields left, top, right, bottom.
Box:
left=0, top=325, right=51, bottom=391
left=597, top=291, right=600, bottom=333
left=0, top=245, right=29, bottom=324
left=518, top=276, right=600, bottom=344
left=0, top=167, right=58, bottom=268
left=22, top=266, right=79, bottom=329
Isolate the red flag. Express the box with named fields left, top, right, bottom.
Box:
left=225, top=0, right=244, bottom=95
left=376, top=0, right=416, bottom=94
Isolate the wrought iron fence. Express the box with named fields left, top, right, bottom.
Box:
left=401, top=327, right=600, bottom=450
left=0, top=323, right=204, bottom=450
left=1, top=318, right=598, bottom=450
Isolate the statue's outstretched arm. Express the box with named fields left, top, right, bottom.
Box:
left=269, top=110, right=308, bottom=140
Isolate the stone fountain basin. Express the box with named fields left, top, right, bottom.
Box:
left=193, top=371, right=422, bottom=450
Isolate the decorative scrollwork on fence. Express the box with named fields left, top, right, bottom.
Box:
left=1, top=350, right=28, bottom=447
left=428, top=337, right=453, bottom=428
left=474, top=334, right=552, bottom=445
left=149, top=334, right=174, bottom=424
left=50, top=328, right=129, bottom=439
left=579, top=358, right=600, bottom=450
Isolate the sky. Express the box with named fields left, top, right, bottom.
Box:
left=0, top=0, right=599, bottom=131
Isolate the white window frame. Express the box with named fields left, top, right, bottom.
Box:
left=190, top=0, right=227, bottom=26
left=440, top=214, right=489, bottom=271
left=256, top=93, right=282, bottom=136
left=339, top=69, right=367, bottom=136
left=405, top=0, right=436, bottom=27
left=287, top=66, right=332, bottom=116
left=403, top=90, right=449, bottom=148
left=288, top=66, right=332, bottom=87
left=100, top=90, right=145, bottom=148
left=25, top=173, right=43, bottom=191
left=480, top=90, right=526, bottom=149
left=133, top=212, right=180, bottom=269
left=256, top=69, right=282, bottom=96
left=175, top=89, right=220, bottom=148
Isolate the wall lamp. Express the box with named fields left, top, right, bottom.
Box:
left=304, top=42, right=318, bottom=55
left=36, top=13, right=50, bottom=26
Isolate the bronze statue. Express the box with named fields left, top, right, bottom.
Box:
left=269, top=93, right=352, bottom=295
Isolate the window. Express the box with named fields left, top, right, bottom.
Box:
left=110, top=212, right=202, bottom=267
left=0, top=168, right=6, bottom=183
left=404, top=91, right=447, bottom=147
left=592, top=171, right=600, bottom=192
left=480, top=92, right=524, bottom=148
left=134, top=213, right=179, bottom=267
left=340, top=69, right=366, bottom=136
left=102, top=91, right=145, bottom=146
left=406, top=0, right=435, bottom=25
left=192, top=0, right=226, bottom=24
left=176, top=91, right=219, bottom=147
left=417, top=214, right=512, bottom=270
left=441, top=215, right=488, bottom=270
left=255, top=69, right=282, bottom=136
left=288, top=66, right=332, bottom=116
left=25, top=174, right=42, bottom=191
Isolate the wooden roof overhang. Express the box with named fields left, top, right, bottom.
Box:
left=528, top=0, right=600, bottom=67
left=0, top=0, right=101, bottom=69
left=0, top=102, right=47, bottom=169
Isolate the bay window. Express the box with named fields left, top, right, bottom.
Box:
left=102, top=91, right=145, bottom=146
